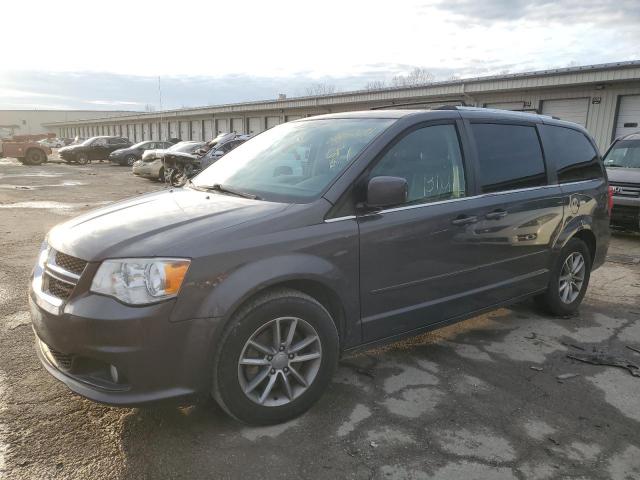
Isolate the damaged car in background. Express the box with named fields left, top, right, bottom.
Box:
left=163, top=133, right=250, bottom=186
left=133, top=140, right=206, bottom=181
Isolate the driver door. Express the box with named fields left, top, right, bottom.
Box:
left=358, top=121, right=488, bottom=341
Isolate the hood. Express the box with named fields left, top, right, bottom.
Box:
left=606, top=167, right=640, bottom=185
left=47, top=188, right=289, bottom=261
left=58, top=144, right=81, bottom=153
left=142, top=148, right=167, bottom=160
left=110, top=147, right=131, bottom=155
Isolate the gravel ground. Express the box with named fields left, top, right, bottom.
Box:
left=0, top=156, right=639, bottom=479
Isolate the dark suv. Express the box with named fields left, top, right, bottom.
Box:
left=603, top=132, right=640, bottom=231
left=29, top=108, right=610, bottom=425
left=58, top=136, right=132, bottom=164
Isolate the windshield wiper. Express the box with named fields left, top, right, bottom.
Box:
left=202, top=183, right=260, bottom=200
left=604, top=163, right=626, bottom=168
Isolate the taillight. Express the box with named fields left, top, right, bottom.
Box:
left=607, top=185, right=614, bottom=216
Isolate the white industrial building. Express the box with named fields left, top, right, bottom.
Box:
left=45, top=61, right=640, bottom=151
left=0, top=110, right=136, bottom=138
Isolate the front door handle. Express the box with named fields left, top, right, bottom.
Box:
left=451, top=215, right=478, bottom=226
left=485, top=209, right=508, bottom=220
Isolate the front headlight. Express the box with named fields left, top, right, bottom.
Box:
left=91, top=258, right=190, bottom=305
left=37, top=241, right=50, bottom=268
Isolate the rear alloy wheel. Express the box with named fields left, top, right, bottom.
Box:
left=213, top=289, right=339, bottom=425
left=536, top=238, right=591, bottom=316
left=76, top=152, right=89, bottom=165
left=125, top=155, right=136, bottom=166
left=24, top=149, right=46, bottom=165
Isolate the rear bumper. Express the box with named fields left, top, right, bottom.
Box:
left=29, top=286, right=219, bottom=406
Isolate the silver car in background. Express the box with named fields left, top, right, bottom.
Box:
left=133, top=141, right=206, bottom=181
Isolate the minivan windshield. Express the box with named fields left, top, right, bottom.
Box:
left=191, top=118, right=394, bottom=203
left=604, top=139, right=640, bottom=169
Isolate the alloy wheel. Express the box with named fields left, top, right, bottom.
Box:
left=238, top=317, right=322, bottom=407
left=559, top=251, right=585, bottom=304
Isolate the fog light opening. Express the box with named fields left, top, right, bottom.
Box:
left=110, top=365, right=120, bottom=384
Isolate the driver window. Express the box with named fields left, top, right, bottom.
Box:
left=370, top=124, right=466, bottom=205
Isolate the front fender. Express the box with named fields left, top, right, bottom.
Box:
left=170, top=250, right=360, bottom=346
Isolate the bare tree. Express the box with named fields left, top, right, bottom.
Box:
left=447, top=74, right=461, bottom=81
left=144, top=104, right=156, bottom=112
left=364, top=80, right=387, bottom=90
left=304, top=83, right=337, bottom=96
left=391, top=67, right=434, bottom=87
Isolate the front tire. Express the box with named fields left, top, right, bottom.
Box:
left=125, top=155, right=136, bottom=166
left=24, top=149, right=46, bottom=165
left=537, top=238, right=591, bottom=316
left=213, top=288, right=339, bottom=425
left=76, top=152, right=89, bottom=165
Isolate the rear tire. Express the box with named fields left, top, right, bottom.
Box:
left=536, top=238, right=591, bottom=316
left=212, top=288, right=339, bottom=425
left=158, top=167, right=164, bottom=182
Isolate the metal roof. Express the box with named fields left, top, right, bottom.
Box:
left=45, top=60, right=640, bottom=126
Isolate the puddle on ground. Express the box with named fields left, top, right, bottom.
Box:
left=0, top=181, right=86, bottom=189
left=0, top=173, right=63, bottom=178
left=0, top=201, right=107, bottom=211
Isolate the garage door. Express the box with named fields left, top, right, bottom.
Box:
left=614, top=95, right=640, bottom=138
left=151, top=123, right=158, bottom=140
left=217, top=118, right=229, bottom=134
left=142, top=123, right=150, bottom=140
left=231, top=118, right=244, bottom=133
left=286, top=115, right=303, bottom=122
left=169, top=121, right=178, bottom=139
left=180, top=121, right=190, bottom=140
left=541, top=98, right=589, bottom=126
left=204, top=119, right=214, bottom=140
left=484, top=101, right=525, bottom=111
left=192, top=120, right=202, bottom=141
left=266, top=116, right=281, bottom=129
left=248, top=117, right=264, bottom=135
left=135, top=124, right=143, bottom=142
left=160, top=122, right=169, bottom=141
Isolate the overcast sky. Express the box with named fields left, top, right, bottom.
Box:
left=1, top=0, right=639, bottom=110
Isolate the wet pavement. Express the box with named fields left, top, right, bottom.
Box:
left=0, top=156, right=639, bottom=479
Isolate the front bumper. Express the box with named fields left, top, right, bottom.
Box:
left=29, top=272, right=218, bottom=406
left=611, top=196, right=639, bottom=231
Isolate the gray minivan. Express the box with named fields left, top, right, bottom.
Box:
left=29, top=107, right=611, bottom=424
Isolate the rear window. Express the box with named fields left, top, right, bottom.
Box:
left=472, top=123, right=547, bottom=193
left=541, top=125, right=602, bottom=183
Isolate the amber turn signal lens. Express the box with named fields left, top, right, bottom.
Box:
left=164, top=261, right=190, bottom=294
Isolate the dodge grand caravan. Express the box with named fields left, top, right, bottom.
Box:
left=30, top=107, right=610, bottom=425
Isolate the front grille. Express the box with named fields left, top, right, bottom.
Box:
left=54, top=251, right=87, bottom=276
left=610, top=182, right=640, bottom=198
left=45, top=275, right=74, bottom=300
left=41, top=249, right=87, bottom=301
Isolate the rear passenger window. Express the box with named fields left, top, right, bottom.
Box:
left=472, top=124, right=546, bottom=193
left=541, top=125, right=602, bottom=183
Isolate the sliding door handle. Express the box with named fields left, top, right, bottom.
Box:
left=451, top=215, right=478, bottom=226
left=485, top=209, right=508, bottom=220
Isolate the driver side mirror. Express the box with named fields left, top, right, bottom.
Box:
left=366, top=176, right=408, bottom=208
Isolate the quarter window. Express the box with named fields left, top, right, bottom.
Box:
left=472, top=123, right=547, bottom=193
left=370, top=124, right=466, bottom=204
left=541, top=125, right=603, bottom=183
